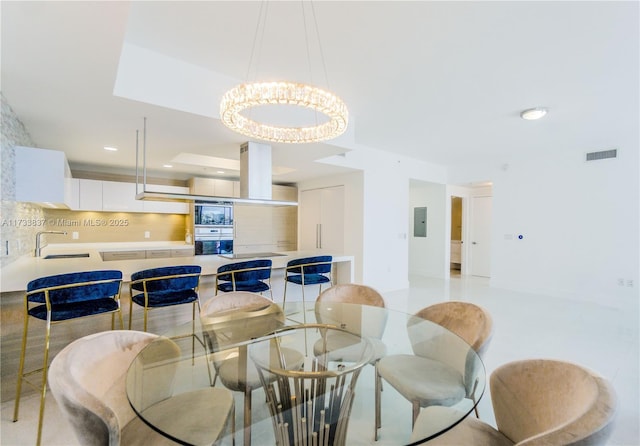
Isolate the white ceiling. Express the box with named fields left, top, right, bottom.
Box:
left=2, top=1, right=638, bottom=183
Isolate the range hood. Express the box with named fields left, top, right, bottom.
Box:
left=134, top=120, right=296, bottom=205
left=240, top=141, right=272, bottom=200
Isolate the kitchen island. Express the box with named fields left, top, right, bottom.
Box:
left=0, top=242, right=354, bottom=295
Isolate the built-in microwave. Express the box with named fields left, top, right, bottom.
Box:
left=194, top=201, right=233, bottom=227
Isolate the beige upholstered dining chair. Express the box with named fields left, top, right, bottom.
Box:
left=200, top=292, right=304, bottom=446
left=410, top=359, right=618, bottom=446
left=48, top=330, right=235, bottom=446
left=313, top=284, right=388, bottom=418
left=375, top=301, right=493, bottom=439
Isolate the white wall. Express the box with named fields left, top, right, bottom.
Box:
left=409, top=180, right=448, bottom=278
left=306, top=145, right=448, bottom=293
left=449, top=148, right=639, bottom=307
left=361, top=159, right=410, bottom=292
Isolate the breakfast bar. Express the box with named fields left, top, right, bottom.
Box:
left=0, top=242, right=354, bottom=295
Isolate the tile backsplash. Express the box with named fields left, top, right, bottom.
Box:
left=1, top=94, right=44, bottom=266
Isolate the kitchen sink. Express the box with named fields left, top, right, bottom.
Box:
left=44, top=253, right=90, bottom=259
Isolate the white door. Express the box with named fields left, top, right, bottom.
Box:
left=299, top=186, right=344, bottom=251
left=299, top=189, right=322, bottom=249
left=469, top=196, right=492, bottom=277
left=319, top=186, right=344, bottom=251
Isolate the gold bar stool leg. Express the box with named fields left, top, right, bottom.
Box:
left=191, top=302, right=196, bottom=365
left=243, top=390, right=252, bottom=446
left=12, top=300, right=30, bottom=422
left=35, top=319, right=52, bottom=446
left=300, top=282, right=307, bottom=324
left=282, top=279, right=288, bottom=313
left=375, top=365, right=381, bottom=440
left=128, top=294, right=134, bottom=330
left=118, top=308, right=124, bottom=329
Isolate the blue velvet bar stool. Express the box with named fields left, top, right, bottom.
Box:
left=128, top=265, right=202, bottom=332
left=215, top=259, right=273, bottom=299
left=282, top=255, right=333, bottom=322
left=13, top=269, right=124, bottom=446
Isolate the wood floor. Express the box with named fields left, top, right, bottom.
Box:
left=0, top=285, right=200, bottom=404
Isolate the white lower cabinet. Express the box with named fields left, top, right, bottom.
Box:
left=146, top=249, right=172, bottom=259
left=102, top=247, right=194, bottom=261
left=171, top=248, right=194, bottom=257
left=101, top=250, right=146, bottom=261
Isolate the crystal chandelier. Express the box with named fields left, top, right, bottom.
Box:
left=220, top=81, right=348, bottom=144
left=219, top=1, right=348, bottom=144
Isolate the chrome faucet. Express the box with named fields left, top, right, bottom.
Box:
left=35, top=231, right=67, bottom=257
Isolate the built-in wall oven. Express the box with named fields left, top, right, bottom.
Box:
left=194, top=201, right=234, bottom=255
left=194, top=226, right=234, bottom=255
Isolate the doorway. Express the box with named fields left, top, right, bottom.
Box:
left=450, top=196, right=463, bottom=276
left=469, top=195, right=492, bottom=277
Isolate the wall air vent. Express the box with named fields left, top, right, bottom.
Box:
left=586, top=149, right=617, bottom=161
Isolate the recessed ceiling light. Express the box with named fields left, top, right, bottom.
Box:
left=103, top=146, right=118, bottom=151
left=163, top=164, right=173, bottom=168
left=520, top=107, right=548, bottom=120
left=217, top=170, right=225, bottom=174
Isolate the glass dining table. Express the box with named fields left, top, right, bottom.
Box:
left=125, top=301, right=486, bottom=446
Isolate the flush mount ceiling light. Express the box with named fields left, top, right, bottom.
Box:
left=520, top=107, right=548, bottom=120
left=219, top=1, right=348, bottom=144
left=104, top=146, right=118, bottom=151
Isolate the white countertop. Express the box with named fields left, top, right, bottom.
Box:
left=0, top=242, right=353, bottom=292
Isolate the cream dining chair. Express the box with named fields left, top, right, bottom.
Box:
left=411, top=359, right=618, bottom=446
left=200, top=292, right=304, bottom=446
left=313, top=283, right=388, bottom=419
left=375, top=301, right=493, bottom=439
left=48, top=330, right=235, bottom=446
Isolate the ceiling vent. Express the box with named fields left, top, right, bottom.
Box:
left=586, top=149, right=617, bottom=161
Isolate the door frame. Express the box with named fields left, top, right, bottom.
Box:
left=446, top=184, right=492, bottom=278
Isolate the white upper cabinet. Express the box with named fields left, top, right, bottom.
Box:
left=77, top=179, right=103, bottom=211
left=188, top=177, right=238, bottom=198
left=15, top=146, right=76, bottom=208
left=74, top=180, right=189, bottom=214
left=142, top=185, right=190, bottom=214
left=102, top=181, right=145, bottom=212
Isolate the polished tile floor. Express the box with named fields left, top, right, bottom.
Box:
left=2, top=274, right=638, bottom=445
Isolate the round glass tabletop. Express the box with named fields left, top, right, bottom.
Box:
left=125, top=301, right=485, bottom=446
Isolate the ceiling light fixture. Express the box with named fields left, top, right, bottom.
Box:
left=104, top=146, right=118, bottom=151
left=163, top=164, right=173, bottom=168
left=220, top=82, right=348, bottom=143
left=219, top=1, right=348, bottom=144
left=520, top=107, right=548, bottom=120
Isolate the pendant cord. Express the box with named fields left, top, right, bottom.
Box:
left=309, top=0, right=330, bottom=91
left=246, top=0, right=268, bottom=83
left=301, top=1, right=318, bottom=125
